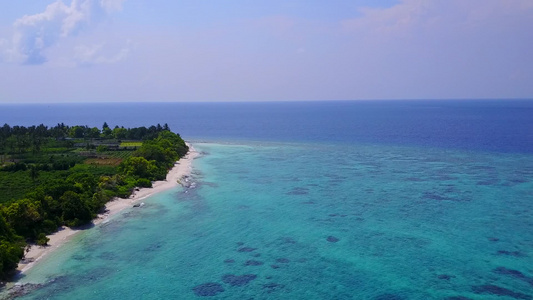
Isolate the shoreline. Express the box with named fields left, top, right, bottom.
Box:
left=15, top=143, right=198, bottom=276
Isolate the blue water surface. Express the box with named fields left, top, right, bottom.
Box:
left=1, top=100, right=532, bottom=152
left=1, top=100, right=532, bottom=299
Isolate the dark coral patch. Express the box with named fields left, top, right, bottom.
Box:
left=192, top=282, right=225, bottom=297
left=405, top=177, right=424, bottom=182
left=221, top=274, right=257, bottom=287
left=276, top=258, right=290, bottom=263
left=373, top=293, right=406, bottom=300
left=287, top=187, right=309, bottom=195
left=423, top=192, right=450, bottom=201
left=472, top=285, right=532, bottom=300
left=281, top=237, right=297, bottom=244
left=497, top=250, right=525, bottom=257
left=238, top=247, right=257, bottom=252
left=494, top=267, right=533, bottom=286
left=244, top=260, right=264, bottom=266
left=494, top=267, right=527, bottom=278
left=263, top=282, right=285, bottom=293
left=477, top=179, right=500, bottom=186
left=438, top=274, right=455, bottom=280
left=327, top=236, right=340, bottom=243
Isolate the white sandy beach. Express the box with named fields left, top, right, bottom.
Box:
left=16, top=144, right=198, bottom=274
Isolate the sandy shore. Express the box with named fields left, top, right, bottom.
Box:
left=16, top=144, right=198, bottom=274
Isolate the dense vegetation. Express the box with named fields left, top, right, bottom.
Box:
left=0, top=123, right=188, bottom=278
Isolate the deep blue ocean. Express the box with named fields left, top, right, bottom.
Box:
left=1, top=100, right=532, bottom=152
left=1, top=100, right=532, bottom=299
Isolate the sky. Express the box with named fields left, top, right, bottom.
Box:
left=0, top=0, right=532, bottom=103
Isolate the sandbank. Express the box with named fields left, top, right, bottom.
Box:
left=16, top=144, right=198, bottom=274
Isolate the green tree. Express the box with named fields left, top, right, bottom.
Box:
left=69, top=126, right=85, bottom=138
left=88, top=127, right=101, bottom=139
left=101, top=122, right=112, bottom=139
left=119, top=156, right=161, bottom=180
left=29, top=166, right=39, bottom=182
left=60, top=191, right=92, bottom=227
left=36, top=233, right=49, bottom=246
left=4, top=199, right=42, bottom=237
left=113, top=127, right=128, bottom=140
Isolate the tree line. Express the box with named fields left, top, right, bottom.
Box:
left=0, top=123, right=188, bottom=279
left=0, top=122, right=171, bottom=155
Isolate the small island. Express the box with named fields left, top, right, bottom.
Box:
left=0, top=123, right=188, bottom=279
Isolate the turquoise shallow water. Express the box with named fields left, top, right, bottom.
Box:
left=15, top=141, right=533, bottom=299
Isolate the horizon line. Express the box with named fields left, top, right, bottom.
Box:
left=1, top=98, right=532, bottom=105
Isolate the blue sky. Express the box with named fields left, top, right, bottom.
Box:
left=0, top=0, right=531, bottom=103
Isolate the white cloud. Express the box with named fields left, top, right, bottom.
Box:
left=100, top=0, right=125, bottom=13
left=74, top=42, right=129, bottom=65
left=4, top=0, right=125, bottom=65
left=342, top=0, right=533, bottom=37
left=336, top=0, right=533, bottom=99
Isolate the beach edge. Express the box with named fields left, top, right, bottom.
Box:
left=15, top=143, right=199, bottom=275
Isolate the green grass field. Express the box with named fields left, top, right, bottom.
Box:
left=120, top=142, right=143, bottom=147
left=102, top=150, right=134, bottom=159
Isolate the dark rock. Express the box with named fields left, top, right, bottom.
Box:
left=221, top=274, right=257, bottom=286
left=238, top=247, right=257, bottom=252
left=438, top=274, right=455, bottom=280
left=276, top=258, right=290, bottom=263
left=223, top=259, right=235, bottom=264
left=244, top=260, right=264, bottom=266
left=7, top=283, right=44, bottom=299
left=192, top=282, right=225, bottom=297
left=472, top=284, right=532, bottom=300
left=327, top=236, right=340, bottom=243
